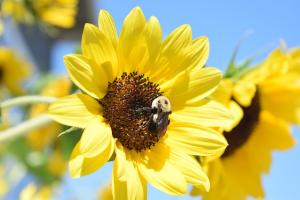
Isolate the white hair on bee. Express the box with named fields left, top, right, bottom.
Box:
left=151, top=96, right=171, bottom=113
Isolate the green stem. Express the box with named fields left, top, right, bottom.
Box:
left=0, top=95, right=57, bottom=109
left=0, top=115, right=53, bottom=142
left=58, top=127, right=79, bottom=137
left=225, top=31, right=254, bottom=77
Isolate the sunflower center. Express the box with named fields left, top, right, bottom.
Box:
left=99, top=71, right=163, bottom=152
left=221, top=90, right=261, bottom=158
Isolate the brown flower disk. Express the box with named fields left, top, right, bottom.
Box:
left=100, top=72, right=162, bottom=152
left=222, top=90, right=261, bottom=158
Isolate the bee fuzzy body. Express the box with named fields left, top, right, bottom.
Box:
left=149, top=96, right=172, bottom=138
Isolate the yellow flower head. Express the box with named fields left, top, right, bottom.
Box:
left=0, top=47, right=30, bottom=97
left=1, top=0, right=78, bottom=28
left=1, top=0, right=33, bottom=24
left=33, top=0, right=78, bottom=28
left=27, top=76, right=71, bottom=150
left=196, top=46, right=300, bottom=200
left=20, top=184, right=52, bottom=200
left=49, top=7, right=231, bottom=199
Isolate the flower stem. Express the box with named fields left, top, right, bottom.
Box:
left=0, top=115, right=53, bottom=142
left=0, top=95, right=57, bottom=109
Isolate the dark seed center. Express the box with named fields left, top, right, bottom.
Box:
left=221, top=89, right=261, bottom=158
left=99, top=72, right=162, bottom=152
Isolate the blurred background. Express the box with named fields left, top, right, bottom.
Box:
left=1, top=0, right=300, bottom=199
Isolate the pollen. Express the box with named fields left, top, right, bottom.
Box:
left=99, top=72, right=162, bottom=152
left=222, top=90, right=261, bottom=158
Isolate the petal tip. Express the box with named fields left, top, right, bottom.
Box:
left=63, top=54, right=77, bottom=63
left=181, top=24, right=192, bottom=31
left=84, top=23, right=95, bottom=30
left=99, top=9, right=109, bottom=15
left=132, top=6, right=143, bottom=12
left=69, top=156, right=84, bottom=178
left=128, top=6, right=144, bottom=18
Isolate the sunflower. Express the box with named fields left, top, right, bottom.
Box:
left=192, top=46, right=299, bottom=200
left=1, top=0, right=78, bottom=28
left=48, top=7, right=232, bottom=199
left=1, top=0, right=33, bottom=24
left=20, top=184, right=52, bottom=200
left=0, top=47, right=30, bottom=97
left=33, top=0, right=78, bottom=28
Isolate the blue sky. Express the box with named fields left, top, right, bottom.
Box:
left=50, top=0, right=300, bottom=199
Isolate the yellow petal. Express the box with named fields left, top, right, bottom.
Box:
left=98, top=9, right=118, bottom=50
left=231, top=121, right=272, bottom=175
left=81, top=23, right=118, bottom=81
left=260, top=74, right=300, bottom=124
left=112, top=160, right=128, bottom=200
left=158, top=36, right=209, bottom=83
left=69, top=146, right=113, bottom=178
left=144, top=16, right=162, bottom=63
left=233, top=80, right=256, bottom=107
left=171, top=100, right=233, bottom=128
left=69, top=119, right=114, bottom=177
left=48, top=94, right=102, bottom=128
left=224, top=101, right=244, bottom=132
left=186, top=36, right=209, bottom=69
left=164, top=67, right=222, bottom=107
left=257, top=48, right=289, bottom=77
left=140, top=16, right=162, bottom=75
left=118, top=7, right=146, bottom=72
left=169, top=150, right=210, bottom=192
left=99, top=182, right=113, bottom=200
left=257, top=111, right=296, bottom=150
left=64, top=54, right=108, bottom=99
left=128, top=44, right=149, bottom=73
left=78, top=118, right=113, bottom=157
left=154, top=36, right=209, bottom=84
left=198, top=159, right=225, bottom=199
left=137, top=143, right=187, bottom=196
left=160, top=24, right=192, bottom=59
left=114, top=143, right=147, bottom=200
left=210, top=78, right=234, bottom=105
left=150, top=24, right=192, bottom=81
left=222, top=154, right=265, bottom=199
left=125, top=164, right=144, bottom=200
left=165, top=122, right=227, bottom=156
left=114, top=142, right=127, bottom=181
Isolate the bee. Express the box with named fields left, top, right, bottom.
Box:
left=149, top=96, right=172, bottom=138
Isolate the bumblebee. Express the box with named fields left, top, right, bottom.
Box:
left=149, top=96, right=172, bottom=138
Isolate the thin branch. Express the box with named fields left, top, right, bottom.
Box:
left=0, top=95, right=57, bottom=110
left=0, top=115, right=53, bottom=142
